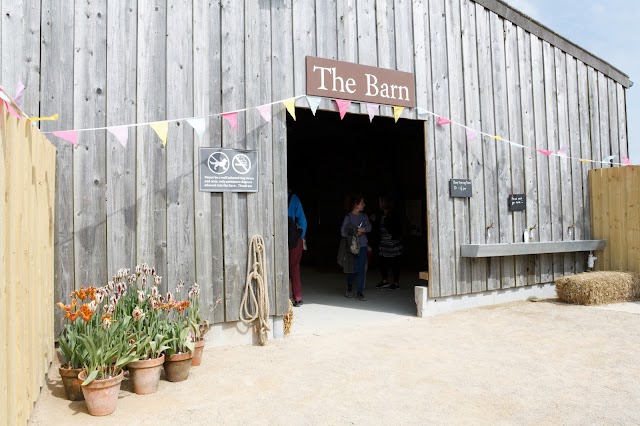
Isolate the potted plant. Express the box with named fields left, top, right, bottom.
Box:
left=57, top=296, right=85, bottom=401
left=160, top=292, right=195, bottom=382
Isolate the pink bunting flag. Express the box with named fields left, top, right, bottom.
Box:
left=335, top=99, right=350, bottom=120
left=3, top=100, right=21, bottom=119
left=366, top=103, right=379, bottom=122
left=557, top=146, right=568, bottom=157
left=107, top=126, right=129, bottom=148
left=622, top=156, right=631, bottom=165
left=466, top=129, right=477, bottom=143
left=256, top=104, right=272, bottom=122
left=221, top=112, right=238, bottom=132
left=437, top=116, right=452, bottom=126
left=536, top=149, right=553, bottom=157
left=53, top=130, right=79, bottom=145
left=14, top=81, right=25, bottom=107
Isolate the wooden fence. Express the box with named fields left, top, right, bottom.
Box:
left=590, top=166, right=640, bottom=273
left=0, top=103, right=57, bottom=424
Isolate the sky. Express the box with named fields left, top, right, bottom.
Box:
left=506, top=0, right=639, bottom=163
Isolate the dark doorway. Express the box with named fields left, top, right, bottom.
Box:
left=286, top=107, right=427, bottom=320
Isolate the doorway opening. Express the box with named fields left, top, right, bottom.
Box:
left=286, top=108, right=428, bottom=332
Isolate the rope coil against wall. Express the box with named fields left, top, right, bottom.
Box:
left=240, top=235, right=270, bottom=345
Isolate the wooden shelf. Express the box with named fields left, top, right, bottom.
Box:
left=418, top=271, right=429, bottom=281
left=460, top=240, right=607, bottom=258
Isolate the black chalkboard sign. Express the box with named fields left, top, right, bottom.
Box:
left=449, top=179, right=472, bottom=198
left=508, top=194, right=526, bottom=211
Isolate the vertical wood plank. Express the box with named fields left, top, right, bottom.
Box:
left=293, top=0, right=316, bottom=102
left=394, top=0, right=415, bottom=119
left=531, top=35, right=552, bottom=283
left=246, top=0, right=275, bottom=314
left=167, top=0, right=195, bottom=292
left=337, top=0, right=358, bottom=114
left=517, top=28, right=540, bottom=284
left=356, top=0, right=377, bottom=115
left=193, top=0, right=224, bottom=323
left=461, top=0, right=487, bottom=292
left=589, top=169, right=604, bottom=269
left=446, top=0, right=470, bottom=294
left=73, top=0, right=107, bottom=288
left=490, top=12, right=514, bottom=289
left=315, top=0, right=338, bottom=113
left=616, top=84, right=628, bottom=162
left=567, top=55, right=586, bottom=273
left=41, top=0, right=75, bottom=336
left=577, top=61, right=592, bottom=240
left=272, top=0, right=295, bottom=315
left=554, top=48, right=575, bottom=276
left=505, top=20, right=526, bottom=286
left=0, top=106, right=8, bottom=420
left=611, top=167, right=627, bottom=270
left=412, top=0, right=440, bottom=295
left=587, top=68, right=602, bottom=165
left=542, top=41, right=562, bottom=280
left=106, top=0, right=137, bottom=275
left=597, top=72, right=611, bottom=168
left=375, top=0, right=395, bottom=118
left=430, top=0, right=455, bottom=296
left=607, top=79, right=619, bottom=167
left=221, top=0, right=247, bottom=322
left=136, top=0, right=168, bottom=292
left=475, top=3, right=500, bottom=290
left=627, top=167, right=640, bottom=273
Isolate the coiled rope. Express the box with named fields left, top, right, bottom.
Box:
left=240, top=235, right=270, bottom=345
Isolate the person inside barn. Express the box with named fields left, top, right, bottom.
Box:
left=341, top=193, right=372, bottom=301
left=288, top=190, right=307, bottom=307
left=372, top=194, right=403, bottom=290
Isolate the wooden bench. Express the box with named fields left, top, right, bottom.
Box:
left=459, top=240, right=606, bottom=258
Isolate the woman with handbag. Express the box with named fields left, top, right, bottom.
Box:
left=340, top=193, right=372, bottom=301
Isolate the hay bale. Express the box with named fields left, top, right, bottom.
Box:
left=555, top=271, right=640, bottom=305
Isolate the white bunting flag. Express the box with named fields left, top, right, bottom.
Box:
left=186, top=117, right=206, bottom=138
left=417, top=107, right=429, bottom=121
left=366, top=103, right=379, bottom=123
left=466, top=129, right=477, bottom=143
left=256, top=104, right=272, bottom=122
left=306, top=96, right=322, bottom=116
left=107, top=126, right=129, bottom=148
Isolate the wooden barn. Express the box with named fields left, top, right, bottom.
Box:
left=0, top=0, right=630, bottom=340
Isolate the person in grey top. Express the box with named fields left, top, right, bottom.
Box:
left=340, top=193, right=372, bottom=301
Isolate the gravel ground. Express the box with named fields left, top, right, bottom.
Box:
left=30, top=300, right=640, bottom=425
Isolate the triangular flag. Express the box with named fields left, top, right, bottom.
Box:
left=335, top=99, right=350, bottom=120
left=186, top=117, right=206, bottom=138
left=14, top=81, right=25, bottom=107
left=622, top=157, right=631, bottom=165
left=3, top=100, right=21, bottom=119
left=580, top=159, right=593, bottom=163
left=437, top=116, right=451, bottom=126
left=393, top=106, right=404, bottom=123
left=0, top=90, right=10, bottom=103
left=283, top=98, right=296, bottom=121
left=466, top=129, right=477, bottom=142
left=509, top=142, right=524, bottom=149
left=557, top=146, right=567, bottom=157
left=53, top=130, right=79, bottom=145
left=256, top=104, right=272, bottom=122
left=417, top=107, right=429, bottom=120
left=221, top=112, right=238, bottom=132
left=493, top=135, right=503, bottom=141
left=603, top=155, right=615, bottom=163
left=27, top=113, right=59, bottom=122
left=536, top=149, right=553, bottom=156
left=366, top=103, right=379, bottom=122
left=150, top=121, right=169, bottom=145
left=305, top=96, right=321, bottom=116
left=107, top=126, right=129, bottom=148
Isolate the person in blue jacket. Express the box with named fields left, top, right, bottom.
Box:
left=288, top=190, right=307, bottom=307
left=340, top=193, right=372, bottom=301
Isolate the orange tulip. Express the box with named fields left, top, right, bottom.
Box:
left=65, top=311, right=80, bottom=322
left=56, top=299, right=77, bottom=312
left=78, top=304, right=94, bottom=322
left=71, top=287, right=89, bottom=301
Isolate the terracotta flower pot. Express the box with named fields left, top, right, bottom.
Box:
left=78, top=370, right=124, bottom=416
left=191, top=339, right=205, bottom=367
left=127, top=354, right=165, bottom=395
left=163, top=352, right=193, bottom=382
left=59, top=366, right=85, bottom=401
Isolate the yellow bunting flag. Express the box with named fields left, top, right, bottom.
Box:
left=393, top=106, right=404, bottom=123
left=493, top=135, right=503, bottom=141
left=150, top=121, right=169, bottom=146
left=27, top=113, right=59, bottom=122
left=580, top=159, right=593, bottom=163
left=283, top=98, right=296, bottom=121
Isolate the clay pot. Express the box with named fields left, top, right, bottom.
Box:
left=163, top=352, right=193, bottom=382
left=78, top=370, right=124, bottom=416
left=127, top=354, right=165, bottom=395
left=191, top=339, right=205, bottom=367
left=59, top=366, right=85, bottom=401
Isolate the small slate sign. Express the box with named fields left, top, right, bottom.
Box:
left=449, top=179, right=472, bottom=198
left=508, top=194, right=526, bottom=211
left=199, top=148, right=259, bottom=193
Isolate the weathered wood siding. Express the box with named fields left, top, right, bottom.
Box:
left=1, top=0, right=630, bottom=330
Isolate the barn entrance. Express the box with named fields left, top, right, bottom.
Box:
left=286, top=107, right=428, bottom=333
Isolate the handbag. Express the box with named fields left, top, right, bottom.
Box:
left=349, top=233, right=359, bottom=255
